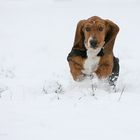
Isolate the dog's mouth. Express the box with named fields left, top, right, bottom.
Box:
left=90, top=43, right=99, bottom=49
left=91, top=42, right=105, bottom=49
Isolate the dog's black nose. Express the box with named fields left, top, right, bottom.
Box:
left=90, top=39, right=97, bottom=48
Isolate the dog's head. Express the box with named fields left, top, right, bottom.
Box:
left=73, top=16, right=119, bottom=54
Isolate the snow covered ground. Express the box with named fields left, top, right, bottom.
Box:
left=0, top=0, right=140, bottom=139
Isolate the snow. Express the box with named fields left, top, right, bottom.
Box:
left=0, top=0, right=140, bottom=140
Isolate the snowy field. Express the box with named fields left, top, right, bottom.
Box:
left=0, top=0, right=140, bottom=139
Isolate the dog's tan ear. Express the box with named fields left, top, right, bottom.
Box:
left=73, top=20, right=86, bottom=49
left=104, top=19, right=119, bottom=53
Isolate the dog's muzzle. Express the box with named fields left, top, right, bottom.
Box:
left=89, top=39, right=98, bottom=48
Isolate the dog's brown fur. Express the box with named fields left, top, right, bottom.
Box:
left=67, top=16, right=119, bottom=81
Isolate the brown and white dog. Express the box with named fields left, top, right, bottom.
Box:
left=67, top=16, right=120, bottom=86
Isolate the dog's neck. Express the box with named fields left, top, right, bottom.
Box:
left=82, top=48, right=102, bottom=75
left=86, top=47, right=104, bottom=57
left=67, top=47, right=104, bottom=62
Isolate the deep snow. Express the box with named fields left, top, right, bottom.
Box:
left=0, top=0, right=140, bottom=140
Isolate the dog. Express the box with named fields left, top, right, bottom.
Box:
left=67, top=16, right=120, bottom=86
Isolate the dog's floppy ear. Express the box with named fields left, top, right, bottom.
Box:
left=72, top=20, right=86, bottom=49
left=104, top=19, right=119, bottom=53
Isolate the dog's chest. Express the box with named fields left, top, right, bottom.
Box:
left=82, top=51, right=100, bottom=75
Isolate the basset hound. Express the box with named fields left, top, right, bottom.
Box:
left=67, top=16, right=120, bottom=86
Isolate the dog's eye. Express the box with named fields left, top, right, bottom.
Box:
left=98, top=26, right=104, bottom=32
left=85, top=27, right=91, bottom=32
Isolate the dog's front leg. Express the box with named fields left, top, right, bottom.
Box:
left=68, top=56, right=85, bottom=81
left=95, top=64, right=113, bottom=79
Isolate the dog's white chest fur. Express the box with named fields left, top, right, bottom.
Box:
left=82, top=49, right=101, bottom=75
